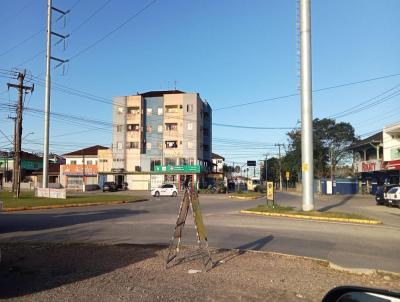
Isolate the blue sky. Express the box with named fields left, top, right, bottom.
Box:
left=0, top=0, right=399, bottom=166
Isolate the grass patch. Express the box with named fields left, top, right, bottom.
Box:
left=246, top=204, right=378, bottom=221
left=0, top=190, right=146, bottom=209
left=230, top=191, right=263, bottom=197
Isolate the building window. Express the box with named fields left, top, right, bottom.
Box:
left=127, top=107, right=140, bottom=115
left=165, top=141, right=178, bottom=148
left=127, top=124, right=139, bottom=131
left=135, top=166, right=141, bottom=172
left=146, top=108, right=153, bottom=116
left=146, top=143, right=152, bottom=150
left=188, top=157, right=195, bottom=165
left=187, top=141, right=193, bottom=149
left=165, top=157, right=176, bottom=166
left=203, top=128, right=209, bottom=136
left=117, top=142, right=123, bottom=150
left=157, top=142, right=163, bottom=150
left=147, top=125, right=152, bottom=133
left=165, top=105, right=178, bottom=113
left=187, top=104, right=193, bottom=113
left=128, top=142, right=139, bottom=149
left=87, top=160, right=93, bottom=165
left=204, top=144, right=210, bottom=152
left=151, top=159, right=161, bottom=171
left=157, top=125, right=163, bottom=133
left=158, top=107, right=163, bottom=115
left=70, top=160, right=77, bottom=165
left=187, top=123, right=193, bottom=131
left=165, top=123, right=178, bottom=131
left=116, top=125, right=123, bottom=132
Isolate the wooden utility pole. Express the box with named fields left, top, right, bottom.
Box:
left=8, top=71, right=34, bottom=198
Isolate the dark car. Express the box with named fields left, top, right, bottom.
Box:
left=375, top=184, right=397, bottom=205
left=103, top=181, right=117, bottom=192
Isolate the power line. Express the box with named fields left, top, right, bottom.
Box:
left=69, top=0, right=158, bottom=61
left=214, top=72, right=400, bottom=111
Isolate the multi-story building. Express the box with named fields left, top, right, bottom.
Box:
left=101, top=90, right=212, bottom=190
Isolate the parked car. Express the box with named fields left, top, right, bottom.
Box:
left=384, top=186, right=400, bottom=207
left=151, top=184, right=178, bottom=197
left=376, top=184, right=397, bottom=205
left=103, top=181, right=117, bottom=192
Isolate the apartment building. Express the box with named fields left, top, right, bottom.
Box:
left=102, top=90, right=212, bottom=190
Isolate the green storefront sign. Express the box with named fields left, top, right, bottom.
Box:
left=154, top=165, right=201, bottom=173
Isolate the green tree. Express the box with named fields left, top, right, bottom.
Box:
left=282, top=118, right=357, bottom=179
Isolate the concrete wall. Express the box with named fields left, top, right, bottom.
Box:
left=113, top=96, right=128, bottom=170
left=383, top=124, right=400, bottom=161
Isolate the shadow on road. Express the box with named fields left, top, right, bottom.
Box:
left=0, top=243, right=161, bottom=299
left=0, top=208, right=149, bottom=233
left=212, top=235, right=274, bottom=268
left=318, top=195, right=354, bottom=212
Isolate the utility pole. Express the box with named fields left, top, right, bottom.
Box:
left=265, top=154, right=268, bottom=183
left=7, top=116, right=17, bottom=192
left=330, top=147, right=333, bottom=193
left=300, top=0, right=314, bottom=211
left=275, top=143, right=284, bottom=191
left=43, top=0, right=69, bottom=189
left=7, top=71, right=34, bottom=198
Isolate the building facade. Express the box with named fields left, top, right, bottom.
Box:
left=102, top=90, right=212, bottom=190
left=351, top=123, right=400, bottom=194
left=60, top=145, right=107, bottom=190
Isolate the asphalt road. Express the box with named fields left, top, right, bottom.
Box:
left=1, top=191, right=399, bottom=272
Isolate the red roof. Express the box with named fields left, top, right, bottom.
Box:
left=63, top=145, right=108, bottom=157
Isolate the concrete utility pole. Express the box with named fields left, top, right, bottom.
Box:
left=265, top=154, right=268, bottom=183
left=43, top=0, right=69, bottom=188
left=7, top=71, right=34, bottom=198
left=300, top=0, right=314, bottom=211
left=275, top=143, right=284, bottom=191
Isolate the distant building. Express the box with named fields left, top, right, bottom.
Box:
left=98, top=90, right=212, bottom=190
left=60, top=145, right=107, bottom=190
left=212, top=153, right=225, bottom=173
left=350, top=123, right=400, bottom=193
left=0, top=151, right=43, bottom=187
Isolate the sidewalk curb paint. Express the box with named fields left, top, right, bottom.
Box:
left=239, top=210, right=382, bottom=225
left=228, top=195, right=263, bottom=200
left=3, top=199, right=148, bottom=212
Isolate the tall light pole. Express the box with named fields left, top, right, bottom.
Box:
left=42, top=0, right=69, bottom=188
left=300, top=0, right=314, bottom=211
left=43, top=0, right=52, bottom=188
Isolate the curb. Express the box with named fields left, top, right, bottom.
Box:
left=237, top=249, right=400, bottom=278
left=240, top=210, right=382, bottom=225
left=228, top=195, right=263, bottom=200
left=2, top=199, right=148, bottom=212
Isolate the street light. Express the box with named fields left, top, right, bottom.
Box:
left=22, top=132, right=34, bottom=141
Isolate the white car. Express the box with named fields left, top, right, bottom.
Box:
left=151, top=184, right=178, bottom=197
left=384, top=186, right=400, bottom=207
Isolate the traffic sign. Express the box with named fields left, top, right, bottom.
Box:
left=285, top=171, right=290, bottom=180
left=247, top=160, right=256, bottom=167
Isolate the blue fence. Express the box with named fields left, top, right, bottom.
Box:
left=320, top=178, right=358, bottom=195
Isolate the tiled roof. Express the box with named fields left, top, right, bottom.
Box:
left=349, top=132, right=382, bottom=149
left=63, top=145, right=108, bottom=156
